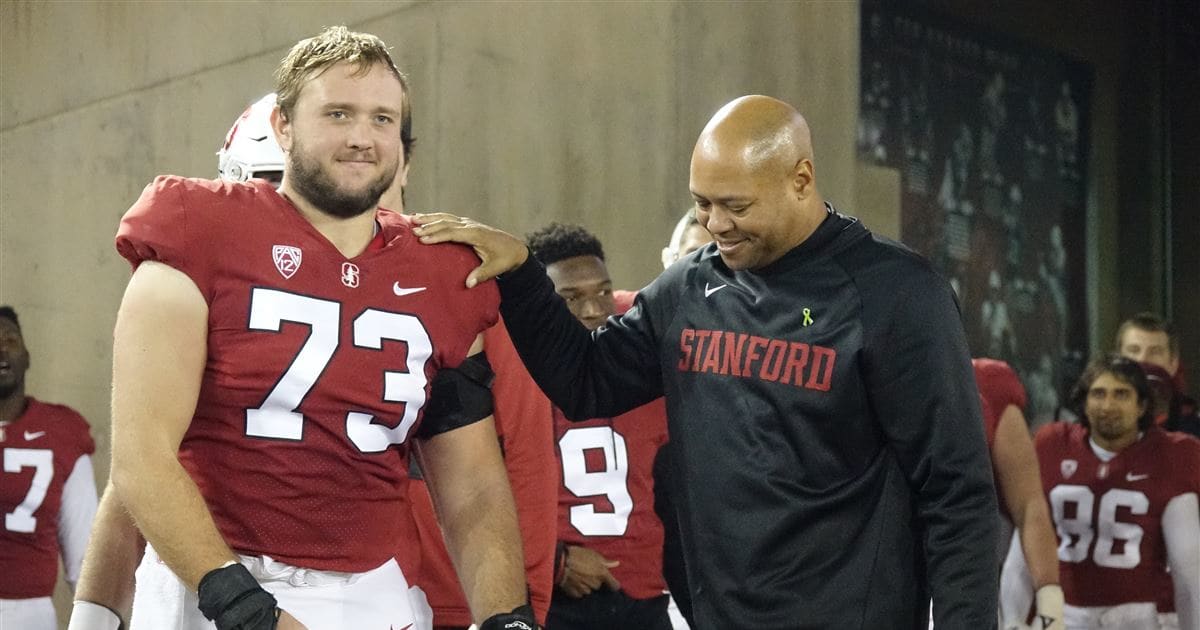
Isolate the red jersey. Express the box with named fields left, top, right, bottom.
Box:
left=973, top=358, right=1027, bottom=450
left=0, top=398, right=94, bottom=597
left=409, top=319, right=558, bottom=625
left=116, top=176, right=498, bottom=572
left=1035, top=423, right=1200, bottom=609
left=554, top=399, right=669, bottom=600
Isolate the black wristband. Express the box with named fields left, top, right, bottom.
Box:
left=479, top=603, right=538, bottom=630
left=197, top=563, right=280, bottom=630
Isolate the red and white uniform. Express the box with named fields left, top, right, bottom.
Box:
left=554, top=398, right=669, bottom=600
left=408, top=319, right=558, bottom=626
left=1035, top=422, right=1200, bottom=628
left=116, top=176, right=499, bottom=572
left=0, top=398, right=97, bottom=630
left=554, top=291, right=669, bottom=602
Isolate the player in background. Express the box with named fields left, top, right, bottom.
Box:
left=70, top=93, right=287, bottom=630
left=0, top=306, right=98, bottom=630
left=103, top=26, right=531, bottom=630
left=971, top=359, right=1063, bottom=630
left=216, top=93, right=287, bottom=188
left=660, top=207, right=713, bottom=270
left=1004, top=355, right=1198, bottom=630
left=519, top=223, right=675, bottom=630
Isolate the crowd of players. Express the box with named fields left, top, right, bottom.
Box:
left=0, top=25, right=1196, bottom=630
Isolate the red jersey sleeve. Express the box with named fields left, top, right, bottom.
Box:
left=974, top=358, right=1028, bottom=448
left=115, top=175, right=218, bottom=300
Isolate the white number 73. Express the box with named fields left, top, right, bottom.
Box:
left=245, top=288, right=432, bottom=452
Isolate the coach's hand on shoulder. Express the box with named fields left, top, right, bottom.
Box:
left=557, top=544, right=620, bottom=599
left=411, top=213, right=529, bottom=287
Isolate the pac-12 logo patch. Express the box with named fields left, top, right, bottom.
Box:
left=341, top=262, right=360, bottom=288
left=1060, top=459, right=1077, bottom=479
left=272, top=245, right=302, bottom=279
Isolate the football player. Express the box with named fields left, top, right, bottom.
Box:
left=0, top=306, right=98, bottom=630
left=1019, top=356, right=1198, bottom=630
left=97, top=26, right=532, bottom=630
left=973, top=358, right=1063, bottom=630
left=520, top=223, right=676, bottom=630
left=70, top=93, right=290, bottom=630
left=216, top=93, right=286, bottom=188
left=660, top=207, right=713, bottom=269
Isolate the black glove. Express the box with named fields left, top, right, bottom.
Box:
left=479, top=604, right=538, bottom=630
left=197, top=563, right=280, bottom=630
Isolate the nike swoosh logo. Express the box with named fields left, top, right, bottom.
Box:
left=1125, top=472, right=1149, bottom=482
left=24, top=431, right=46, bottom=441
left=392, top=283, right=427, bottom=297
left=704, top=282, right=728, bottom=298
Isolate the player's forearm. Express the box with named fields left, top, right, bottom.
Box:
left=439, top=474, right=527, bottom=622
left=110, top=448, right=236, bottom=589
left=1016, top=496, right=1060, bottom=589
left=75, top=483, right=143, bottom=619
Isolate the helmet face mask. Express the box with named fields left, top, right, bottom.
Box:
left=218, top=94, right=285, bottom=187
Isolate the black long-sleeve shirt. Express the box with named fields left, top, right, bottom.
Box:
left=498, top=208, right=998, bottom=629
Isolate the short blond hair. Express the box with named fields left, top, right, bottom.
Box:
left=274, top=26, right=415, bottom=159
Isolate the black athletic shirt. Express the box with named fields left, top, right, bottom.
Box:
left=497, top=207, right=999, bottom=629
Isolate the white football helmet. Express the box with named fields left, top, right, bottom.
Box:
left=217, top=93, right=285, bottom=186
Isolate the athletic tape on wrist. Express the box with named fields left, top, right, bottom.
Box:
left=197, top=563, right=279, bottom=630
left=67, top=601, right=123, bottom=630
left=479, top=603, right=537, bottom=630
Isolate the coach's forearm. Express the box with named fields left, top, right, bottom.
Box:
left=111, top=445, right=237, bottom=590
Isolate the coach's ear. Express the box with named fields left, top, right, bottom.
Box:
left=271, top=106, right=293, bottom=153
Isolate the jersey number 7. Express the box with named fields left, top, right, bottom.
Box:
left=3, top=448, right=53, bottom=533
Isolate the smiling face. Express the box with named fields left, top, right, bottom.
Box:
left=1084, top=371, right=1147, bottom=451
left=273, top=61, right=404, bottom=219
left=690, top=146, right=813, bottom=271
left=688, top=95, right=822, bottom=271
left=0, top=317, right=29, bottom=400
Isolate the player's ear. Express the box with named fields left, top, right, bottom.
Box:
left=271, top=106, right=292, bottom=153
left=397, top=161, right=410, bottom=188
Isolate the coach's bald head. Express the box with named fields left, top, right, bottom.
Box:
left=689, top=96, right=825, bottom=270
